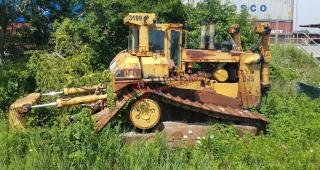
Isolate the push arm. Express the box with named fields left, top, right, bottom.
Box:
left=255, top=23, right=272, bottom=89
left=228, top=24, right=243, bottom=51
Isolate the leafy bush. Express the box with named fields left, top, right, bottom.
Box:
left=0, top=58, right=35, bottom=116
left=1, top=45, right=320, bottom=169
left=271, top=45, right=320, bottom=86
left=26, top=46, right=111, bottom=92
left=185, top=1, right=257, bottom=50
left=1, top=0, right=320, bottom=168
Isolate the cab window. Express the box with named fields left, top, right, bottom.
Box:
left=149, top=30, right=164, bottom=52
left=128, top=28, right=139, bottom=52
left=170, top=30, right=181, bottom=68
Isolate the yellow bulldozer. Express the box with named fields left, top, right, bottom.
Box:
left=9, top=13, right=272, bottom=134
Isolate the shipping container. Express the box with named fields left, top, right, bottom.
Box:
left=221, top=0, right=294, bottom=21
left=257, top=21, right=293, bottom=34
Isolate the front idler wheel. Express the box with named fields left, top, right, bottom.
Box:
left=130, top=98, right=161, bottom=130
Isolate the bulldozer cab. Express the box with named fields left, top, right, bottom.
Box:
left=125, top=13, right=183, bottom=73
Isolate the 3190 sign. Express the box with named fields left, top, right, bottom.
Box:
left=129, top=15, right=143, bottom=21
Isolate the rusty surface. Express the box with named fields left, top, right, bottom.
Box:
left=134, top=87, right=268, bottom=131
left=166, top=88, right=241, bottom=109
left=94, top=77, right=268, bottom=133
left=63, top=84, right=104, bottom=95
left=230, top=51, right=243, bottom=56
left=182, top=49, right=239, bottom=62
left=122, top=121, right=259, bottom=146
left=96, top=73, right=268, bottom=132
left=238, top=91, right=261, bottom=109
left=113, top=73, right=207, bottom=93
left=94, top=91, right=134, bottom=132
left=10, top=93, right=41, bottom=111
left=9, top=93, right=41, bottom=130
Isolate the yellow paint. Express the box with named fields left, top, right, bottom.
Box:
left=130, top=98, right=161, bottom=129
left=63, top=84, right=104, bottom=95
left=9, top=93, right=41, bottom=130
left=8, top=109, right=26, bottom=131
left=124, top=13, right=156, bottom=26
left=228, top=24, right=242, bottom=51
left=174, top=80, right=201, bottom=89
left=161, top=24, right=170, bottom=31
left=56, top=94, right=108, bottom=107
left=186, top=62, right=193, bottom=68
left=139, top=25, right=149, bottom=54
left=238, top=53, right=262, bottom=108
left=122, top=14, right=270, bottom=108
left=263, top=51, right=272, bottom=63
left=244, top=53, right=261, bottom=64
left=209, top=83, right=238, bottom=98
left=213, top=69, right=228, bottom=82
left=255, top=23, right=270, bottom=35
left=261, top=64, right=270, bottom=87
left=255, top=23, right=272, bottom=88
left=109, top=51, right=142, bottom=79
left=141, top=55, right=169, bottom=78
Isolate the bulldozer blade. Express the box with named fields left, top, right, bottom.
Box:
left=8, top=93, right=41, bottom=130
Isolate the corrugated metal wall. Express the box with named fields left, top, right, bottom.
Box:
left=257, top=21, right=293, bottom=34
left=221, top=0, right=294, bottom=21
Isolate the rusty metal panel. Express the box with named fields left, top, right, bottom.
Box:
left=182, top=49, right=239, bottom=63
left=256, top=21, right=293, bottom=34
left=153, top=89, right=268, bottom=123
left=96, top=73, right=268, bottom=132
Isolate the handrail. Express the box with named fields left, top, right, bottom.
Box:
left=300, top=32, right=320, bottom=46
left=294, top=33, right=320, bottom=64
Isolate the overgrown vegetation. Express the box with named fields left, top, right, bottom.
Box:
left=1, top=44, right=320, bottom=169
left=1, top=0, right=320, bottom=169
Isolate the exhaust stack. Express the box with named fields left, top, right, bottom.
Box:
left=208, top=22, right=215, bottom=50
left=200, top=22, right=206, bottom=49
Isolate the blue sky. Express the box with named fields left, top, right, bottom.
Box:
left=294, top=0, right=320, bottom=33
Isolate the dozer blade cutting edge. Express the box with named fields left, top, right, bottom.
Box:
left=9, top=93, right=41, bottom=130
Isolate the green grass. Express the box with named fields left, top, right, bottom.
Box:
left=1, top=45, right=320, bottom=169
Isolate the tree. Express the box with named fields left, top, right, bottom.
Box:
left=235, top=8, right=257, bottom=50
left=0, top=0, right=13, bottom=63
left=184, top=0, right=237, bottom=48
left=184, top=0, right=256, bottom=50
left=23, top=0, right=75, bottom=46
left=52, top=0, right=188, bottom=69
left=0, top=0, right=29, bottom=63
